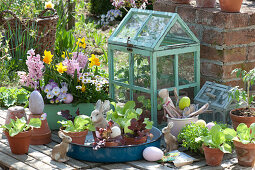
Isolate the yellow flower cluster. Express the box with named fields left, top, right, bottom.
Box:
left=43, top=50, right=53, bottom=64
left=45, top=1, right=54, bottom=9
left=89, top=54, right=100, bottom=68
left=56, top=62, right=67, bottom=73
left=76, top=37, right=86, bottom=49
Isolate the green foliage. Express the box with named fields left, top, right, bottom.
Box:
left=106, top=101, right=153, bottom=130
left=233, top=123, right=255, bottom=144
left=0, top=117, right=41, bottom=137
left=88, top=0, right=113, bottom=16
left=0, top=87, right=30, bottom=107
left=178, top=123, right=209, bottom=153
left=137, top=95, right=163, bottom=111
left=201, top=124, right=235, bottom=153
left=58, top=115, right=95, bottom=132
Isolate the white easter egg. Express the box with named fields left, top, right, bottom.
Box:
left=110, top=126, right=121, bottom=138
left=143, top=147, right=163, bottom=162
left=64, top=93, right=73, bottom=104
left=29, top=91, right=44, bottom=114
left=95, top=131, right=101, bottom=139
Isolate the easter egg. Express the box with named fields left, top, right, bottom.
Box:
left=95, top=131, right=101, bottom=139
left=143, top=147, right=163, bottom=161
left=179, top=96, right=191, bottom=110
left=29, top=91, right=44, bottom=114
left=206, top=122, right=215, bottom=130
left=195, top=119, right=206, bottom=127
left=110, top=126, right=121, bottom=138
left=64, top=93, right=73, bottom=104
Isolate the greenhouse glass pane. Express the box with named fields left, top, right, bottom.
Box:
left=133, top=54, right=150, bottom=89
left=113, top=50, right=129, bottom=84
left=114, top=85, right=129, bottom=103
left=116, top=13, right=149, bottom=40
left=157, top=55, right=175, bottom=89
left=136, top=15, right=171, bottom=46
left=178, top=52, right=195, bottom=85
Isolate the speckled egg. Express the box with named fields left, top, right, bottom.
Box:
left=64, top=93, right=73, bottom=104
left=143, top=147, right=163, bottom=162
left=29, top=91, right=44, bottom=114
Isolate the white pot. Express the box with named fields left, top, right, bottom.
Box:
left=167, top=116, right=198, bottom=138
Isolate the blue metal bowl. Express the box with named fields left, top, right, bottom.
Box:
left=67, top=127, right=162, bottom=163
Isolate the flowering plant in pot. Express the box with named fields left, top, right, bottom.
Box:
left=0, top=117, right=41, bottom=154
left=232, top=123, right=255, bottom=167
left=57, top=109, right=95, bottom=145
left=229, top=68, right=255, bottom=130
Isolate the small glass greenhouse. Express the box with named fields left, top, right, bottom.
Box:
left=108, top=8, right=200, bottom=127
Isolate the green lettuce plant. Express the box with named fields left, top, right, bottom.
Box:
left=233, top=123, right=255, bottom=144
left=1, top=117, right=41, bottom=137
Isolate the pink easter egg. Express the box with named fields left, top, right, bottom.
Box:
left=143, top=147, right=163, bottom=161
left=64, top=93, right=73, bottom=104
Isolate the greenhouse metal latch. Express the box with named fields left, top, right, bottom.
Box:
left=127, top=37, right=133, bottom=52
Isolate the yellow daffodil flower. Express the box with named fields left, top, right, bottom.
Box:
left=45, top=1, right=54, bottom=9
left=76, top=37, right=86, bottom=48
left=56, top=62, right=67, bottom=73
left=89, top=54, right=100, bottom=68
left=81, top=84, right=86, bottom=92
left=43, top=50, right=53, bottom=64
left=61, top=52, right=66, bottom=59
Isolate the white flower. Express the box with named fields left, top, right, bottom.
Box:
left=76, top=86, right=82, bottom=90
left=96, top=87, right=101, bottom=91
left=59, top=93, right=67, bottom=101
left=84, top=72, right=89, bottom=76
left=46, top=92, right=54, bottom=99
left=52, top=87, right=60, bottom=96
left=78, top=75, right=83, bottom=81
left=61, top=86, right=68, bottom=94
left=89, top=72, right=94, bottom=76
left=96, top=83, right=102, bottom=88
left=87, top=79, right=92, bottom=83
left=44, top=84, right=52, bottom=93
left=95, top=75, right=101, bottom=79
left=101, top=14, right=106, bottom=19
left=91, top=80, right=96, bottom=84
left=82, top=79, right=88, bottom=84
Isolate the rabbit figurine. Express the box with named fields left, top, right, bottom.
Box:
left=51, top=131, right=72, bottom=162
left=162, top=122, right=178, bottom=153
left=90, top=100, right=111, bottom=129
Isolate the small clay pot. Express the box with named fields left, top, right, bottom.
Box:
left=234, top=140, right=255, bottom=167
left=219, top=0, right=243, bottom=12
left=105, top=141, right=119, bottom=147
left=5, top=129, right=32, bottom=155
left=171, top=0, right=191, bottom=4
left=124, top=136, right=147, bottom=145
left=5, top=106, right=26, bottom=125
left=230, top=108, right=255, bottom=130
left=60, top=127, right=88, bottom=145
left=203, top=145, right=224, bottom=166
left=196, top=0, right=216, bottom=8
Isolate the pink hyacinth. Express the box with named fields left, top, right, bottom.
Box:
left=62, top=58, right=81, bottom=77
left=72, top=52, right=88, bottom=68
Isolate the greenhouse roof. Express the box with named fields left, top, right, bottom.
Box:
left=108, top=8, right=199, bottom=51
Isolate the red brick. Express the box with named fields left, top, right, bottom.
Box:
left=222, top=64, right=243, bottom=79
left=153, top=0, right=176, bottom=13
left=177, top=6, right=196, bottom=23
left=196, top=9, right=219, bottom=26
left=201, top=62, right=223, bottom=78
left=249, top=13, right=255, bottom=26
left=224, top=47, right=247, bottom=62
left=214, top=12, right=249, bottom=29
left=248, top=46, right=255, bottom=60
left=200, top=45, right=223, bottom=61
left=188, top=24, right=201, bottom=40
left=224, top=29, right=255, bottom=46
left=202, top=29, right=224, bottom=45
left=223, top=79, right=244, bottom=88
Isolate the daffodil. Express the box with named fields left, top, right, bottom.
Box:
left=43, top=50, right=53, bottom=64
left=56, top=62, right=67, bottom=73
left=89, top=54, right=100, bottom=67
left=76, top=37, right=86, bottom=48
left=45, top=1, right=54, bottom=9
left=81, top=84, right=86, bottom=92
left=61, top=52, right=66, bottom=59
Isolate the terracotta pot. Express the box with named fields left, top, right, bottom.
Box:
left=196, top=0, right=215, bottom=8
left=230, top=108, right=255, bottom=130
left=5, top=106, right=26, bottom=125
left=60, top=127, right=88, bottom=145
left=202, top=145, right=224, bottom=166
left=234, top=140, right=255, bottom=167
left=105, top=141, right=119, bottom=147
left=124, top=135, right=147, bottom=145
left=219, top=0, right=243, bottom=12
left=28, top=114, right=51, bottom=145
left=171, top=0, right=191, bottom=4
left=5, top=129, right=32, bottom=155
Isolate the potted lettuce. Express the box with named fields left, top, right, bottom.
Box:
left=1, top=117, right=41, bottom=154
left=57, top=109, right=95, bottom=145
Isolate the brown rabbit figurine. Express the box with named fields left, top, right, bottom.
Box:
left=162, top=122, right=178, bottom=153
left=51, top=131, right=72, bottom=162
left=90, top=100, right=110, bottom=129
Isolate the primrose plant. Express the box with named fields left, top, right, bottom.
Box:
left=1, top=117, right=41, bottom=137
left=229, top=68, right=255, bottom=108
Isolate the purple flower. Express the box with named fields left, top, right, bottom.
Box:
left=72, top=52, right=88, bottom=68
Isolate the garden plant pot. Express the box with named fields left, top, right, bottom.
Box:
left=196, top=0, right=216, bottom=8
left=167, top=116, right=198, bottom=138
left=230, top=108, right=255, bottom=130
left=44, top=103, right=95, bottom=130
left=171, top=0, right=191, bottom=4
left=234, top=140, right=255, bottom=167
left=28, top=114, right=51, bottom=145
left=202, top=145, right=224, bottom=166
left=60, top=128, right=88, bottom=145
left=5, top=106, right=26, bottom=125
left=124, top=135, right=147, bottom=145
left=219, top=0, right=243, bottom=12
left=4, top=130, right=32, bottom=154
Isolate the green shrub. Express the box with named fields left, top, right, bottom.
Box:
left=88, top=0, right=113, bottom=16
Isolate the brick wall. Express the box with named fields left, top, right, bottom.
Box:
left=154, top=0, right=255, bottom=88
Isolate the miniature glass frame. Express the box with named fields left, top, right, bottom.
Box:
left=108, top=8, right=200, bottom=127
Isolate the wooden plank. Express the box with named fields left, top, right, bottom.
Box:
left=101, top=163, right=139, bottom=170
left=127, top=160, right=173, bottom=170
left=0, top=150, right=36, bottom=170
left=0, top=141, right=53, bottom=170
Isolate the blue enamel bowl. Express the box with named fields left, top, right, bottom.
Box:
left=67, top=127, right=162, bottom=163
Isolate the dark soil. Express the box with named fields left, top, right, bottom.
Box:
left=232, top=108, right=255, bottom=117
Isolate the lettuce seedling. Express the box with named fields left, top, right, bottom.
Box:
left=1, top=117, right=41, bottom=137
left=233, top=123, right=255, bottom=144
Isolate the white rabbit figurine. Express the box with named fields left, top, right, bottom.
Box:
left=51, top=131, right=72, bottom=162
left=162, top=122, right=178, bottom=153
left=90, top=100, right=111, bottom=129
